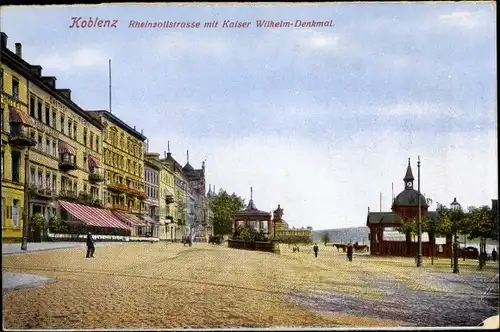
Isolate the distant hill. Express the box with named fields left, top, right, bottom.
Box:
left=311, top=226, right=370, bottom=245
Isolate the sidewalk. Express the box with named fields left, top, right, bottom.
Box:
left=2, top=241, right=122, bottom=255
left=2, top=272, right=55, bottom=292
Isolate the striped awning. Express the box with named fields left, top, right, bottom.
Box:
left=142, top=215, right=160, bottom=225
left=113, top=211, right=147, bottom=226
left=59, top=141, right=76, bottom=154
left=88, top=155, right=103, bottom=168
left=58, top=200, right=129, bottom=229
left=9, top=107, right=35, bottom=126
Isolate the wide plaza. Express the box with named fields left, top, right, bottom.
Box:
left=2, top=242, right=499, bottom=329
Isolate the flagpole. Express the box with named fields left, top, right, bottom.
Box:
left=109, top=59, right=112, bottom=113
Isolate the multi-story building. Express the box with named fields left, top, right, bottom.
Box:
left=86, top=110, right=147, bottom=214
left=1, top=33, right=33, bottom=240
left=144, top=154, right=160, bottom=221
left=160, top=147, right=189, bottom=241
left=181, top=150, right=209, bottom=242
left=1, top=33, right=106, bottom=240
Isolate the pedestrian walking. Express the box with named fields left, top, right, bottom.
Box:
left=347, top=242, right=353, bottom=262
left=86, top=231, right=95, bottom=258
left=313, top=243, right=319, bottom=258
left=492, top=248, right=498, bottom=262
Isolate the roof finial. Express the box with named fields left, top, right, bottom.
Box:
left=168, top=141, right=170, bottom=153
left=187, top=150, right=189, bottom=163
left=408, top=157, right=411, bottom=166
left=250, top=187, right=253, bottom=200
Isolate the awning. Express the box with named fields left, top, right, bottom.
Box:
left=58, top=200, right=129, bottom=229
left=113, top=211, right=148, bottom=226
left=9, top=107, right=35, bottom=126
left=87, top=155, right=103, bottom=168
left=142, top=215, right=160, bottom=225
left=59, top=141, right=76, bottom=154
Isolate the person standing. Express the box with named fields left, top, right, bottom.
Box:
left=313, top=243, right=319, bottom=258
left=347, top=242, right=353, bottom=262
left=86, top=232, right=95, bottom=258
left=492, top=248, right=498, bottom=262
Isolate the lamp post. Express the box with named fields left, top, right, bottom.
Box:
left=21, top=148, right=30, bottom=251
left=416, top=156, right=423, bottom=267
left=450, top=197, right=461, bottom=274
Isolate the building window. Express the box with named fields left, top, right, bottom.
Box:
left=73, top=123, right=77, bottom=140
left=96, top=137, right=100, bottom=153
left=60, top=114, right=65, bottom=134
left=37, top=134, right=43, bottom=151
left=0, top=150, right=4, bottom=179
left=11, top=151, right=21, bottom=183
left=46, top=138, right=50, bottom=155
left=68, top=119, right=72, bottom=137
left=12, top=199, right=20, bottom=228
left=37, top=100, right=42, bottom=120
left=12, top=78, right=19, bottom=99
left=90, top=132, right=94, bottom=150
left=52, top=141, right=57, bottom=156
left=30, top=96, right=36, bottom=118
left=1, top=198, right=5, bottom=227
left=52, top=174, right=57, bottom=192
left=45, top=106, right=50, bottom=124
left=52, top=109, right=57, bottom=128
left=83, top=128, right=88, bottom=146
left=38, top=170, right=43, bottom=188
left=30, top=167, right=35, bottom=186
left=46, top=172, right=51, bottom=191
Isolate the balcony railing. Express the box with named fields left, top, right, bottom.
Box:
left=107, top=183, right=128, bottom=193
left=59, top=153, right=77, bottom=171
left=112, top=203, right=129, bottom=211
left=28, top=185, right=55, bottom=199
left=9, top=123, right=36, bottom=148
left=59, top=189, right=78, bottom=200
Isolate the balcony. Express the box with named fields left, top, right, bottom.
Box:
left=59, top=153, right=77, bottom=171
left=107, top=183, right=128, bottom=193
left=28, top=185, right=55, bottom=199
left=9, top=123, right=36, bottom=148
left=89, top=167, right=105, bottom=183
left=59, top=189, right=78, bottom=201
left=128, top=187, right=147, bottom=200
left=112, top=203, right=129, bottom=211
left=165, top=195, right=175, bottom=204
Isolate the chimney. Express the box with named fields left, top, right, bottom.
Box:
left=57, top=88, right=71, bottom=100
left=141, top=129, right=143, bottom=134
left=0, top=32, right=7, bottom=48
left=41, top=76, right=57, bottom=89
left=29, top=65, right=43, bottom=76
left=15, top=43, right=22, bottom=57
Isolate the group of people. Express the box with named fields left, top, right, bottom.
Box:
left=312, top=242, right=354, bottom=261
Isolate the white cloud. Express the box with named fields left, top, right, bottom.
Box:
left=147, top=127, right=497, bottom=231
left=28, top=46, right=111, bottom=72
left=438, top=11, right=491, bottom=29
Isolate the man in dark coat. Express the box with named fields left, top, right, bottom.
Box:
left=86, top=232, right=95, bottom=258
left=347, top=242, right=353, bottom=262
left=313, top=243, right=319, bottom=258
left=492, top=248, right=498, bottom=262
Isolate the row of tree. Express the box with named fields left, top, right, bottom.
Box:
left=396, top=203, right=498, bottom=269
left=208, top=189, right=246, bottom=236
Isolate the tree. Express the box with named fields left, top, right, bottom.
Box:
left=396, top=217, right=417, bottom=256
left=320, top=231, right=330, bottom=246
left=437, top=203, right=466, bottom=270
left=209, top=189, right=245, bottom=236
left=467, top=205, right=496, bottom=269
left=422, top=215, right=441, bottom=265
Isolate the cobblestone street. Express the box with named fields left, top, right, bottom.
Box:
left=2, top=243, right=498, bottom=329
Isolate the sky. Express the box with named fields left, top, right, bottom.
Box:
left=1, top=3, right=497, bottom=230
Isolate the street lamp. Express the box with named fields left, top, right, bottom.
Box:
left=450, top=197, right=461, bottom=274
left=416, top=156, right=423, bottom=267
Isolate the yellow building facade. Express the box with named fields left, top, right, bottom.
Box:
left=1, top=33, right=105, bottom=240
left=87, top=111, right=147, bottom=215
left=1, top=44, right=30, bottom=240
left=274, top=220, right=312, bottom=242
